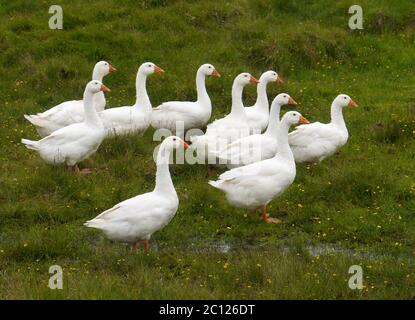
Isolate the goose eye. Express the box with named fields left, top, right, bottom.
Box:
left=344, top=96, right=347, bottom=99
left=208, top=66, right=211, bottom=69
left=173, top=138, right=176, bottom=141
left=148, top=64, right=152, bottom=67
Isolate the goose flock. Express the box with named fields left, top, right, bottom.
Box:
left=22, top=61, right=357, bottom=253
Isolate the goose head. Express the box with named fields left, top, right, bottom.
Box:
left=161, top=136, right=190, bottom=151
left=273, top=93, right=297, bottom=106
left=199, top=64, right=221, bottom=77
left=95, top=61, right=117, bottom=77
left=282, top=111, right=309, bottom=127
left=87, top=80, right=111, bottom=94
left=234, top=72, right=259, bottom=87
left=334, top=94, right=358, bottom=108
left=139, top=62, right=165, bottom=76
left=260, top=70, right=284, bottom=84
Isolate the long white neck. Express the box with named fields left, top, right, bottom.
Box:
left=154, top=146, right=176, bottom=194
left=264, top=101, right=282, bottom=137
left=196, top=70, right=210, bottom=103
left=135, top=70, right=151, bottom=111
left=83, top=90, right=102, bottom=127
left=230, top=82, right=246, bottom=118
left=91, top=70, right=106, bottom=111
left=275, top=119, right=294, bottom=162
left=254, top=77, right=270, bottom=112
left=330, top=102, right=347, bottom=132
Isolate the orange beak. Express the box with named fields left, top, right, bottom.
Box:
left=276, top=76, right=284, bottom=84
left=250, top=76, right=259, bottom=85
left=298, top=116, right=309, bottom=125
left=182, top=140, right=190, bottom=149
left=109, top=65, right=117, bottom=73
left=288, top=97, right=297, bottom=105
left=211, top=69, right=221, bottom=77
left=348, top=99, right=358, bottom=108
left=100, top=84, right=111, bottom=92
left=154, top=65, right=165, bottom=74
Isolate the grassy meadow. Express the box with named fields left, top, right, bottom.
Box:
left=1, top=0, right=415, bottom=299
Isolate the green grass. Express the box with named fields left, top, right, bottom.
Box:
left=1, top=0, right=415, bottom=299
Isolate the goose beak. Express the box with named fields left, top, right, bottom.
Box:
left=211, top=70, right=221, bottom=77
left=250, top=76, right=259, bottom=85
left=298, top=116, right=309, bottom=124
left=276, top=76, right=284, bottom=84
left=182, top=141, right=190, bottom=149
left=288, top=97, right=297, bottom=105
left=154, top=65, right=165, bottom=74
left=109, top=65, right=117, bottom=73
left=348, top=99, right=358, bottom=108
left=100, top=84, right=111, bottom=92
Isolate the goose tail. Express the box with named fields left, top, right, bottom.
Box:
left=21, top=138, right=39, bottom=150
left=208, top=180, right=223, bottom=189
left=24, top=114, right=44, bottom=126
left=84, top=219, right=104, bottom=229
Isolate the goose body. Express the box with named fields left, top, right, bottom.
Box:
left=289, top=94, right=357, bottom=164
left=99, top=62, right=163, bottom=137
left=151, top=64, right=220, bottom=138
left=215, top=94, right=297, bottom=168
left=21, top=81, right=109, bottom=172
left=24, top=61, right=116, bottom=137
left=84, top=136, right=188, bottom=252
left=191, top=73, right=258, bottom=162
left=244, top=70, right=283, bottom=133
left=209, top=111, right=309, bottom=223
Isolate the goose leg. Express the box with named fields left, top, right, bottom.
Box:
left=141, top=240, right=149, bottom=253
left=261, top=205, right=281, bottom=224
left=305, top=161, right=318, bottom=170
left=207, top=164, right=213, bottom=176
left=131, top=243, right=137, bottom=254
left=79, top=168, right=92, bottom=175
left=72, top=164, right=92, bottom=176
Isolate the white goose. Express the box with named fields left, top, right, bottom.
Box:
left=21, top=80, right=109, bottom=175
left=100, top=62, right=164, bottom=137
left=215, top=93, right=297, bottom=168
left=209, top=111, right=309, bottom=224
left=24, top=61, right=116, bottom=137
left=289, top=94, right=357, bottom=164
left=84, top=136, right=189, bottom=253
left=244, top=70, right=284, bottom=133
left=151, top=64, right=220, bottom=138
left=191, top=73, right=258, bottom=162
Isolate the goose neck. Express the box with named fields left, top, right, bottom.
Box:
left=230, top=82, right=246, bottom=118
left=196, top=70, right=210, bottom=103
left=135, top=71, right=151, bottom=111
left=83, top=90, right=102, bottom=127
left=330, top=102, right=347, bottom=130
left=92, top=70, right=106, bottom=111
left=92, top=69, right=104, bottom=82
left=275, top=120, right=294, bottom=161
left=254, top=79, right=269, bottom=112
left=154, top=147, right=176, bottom=194
left=264, top=101, right=281, bottom=136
